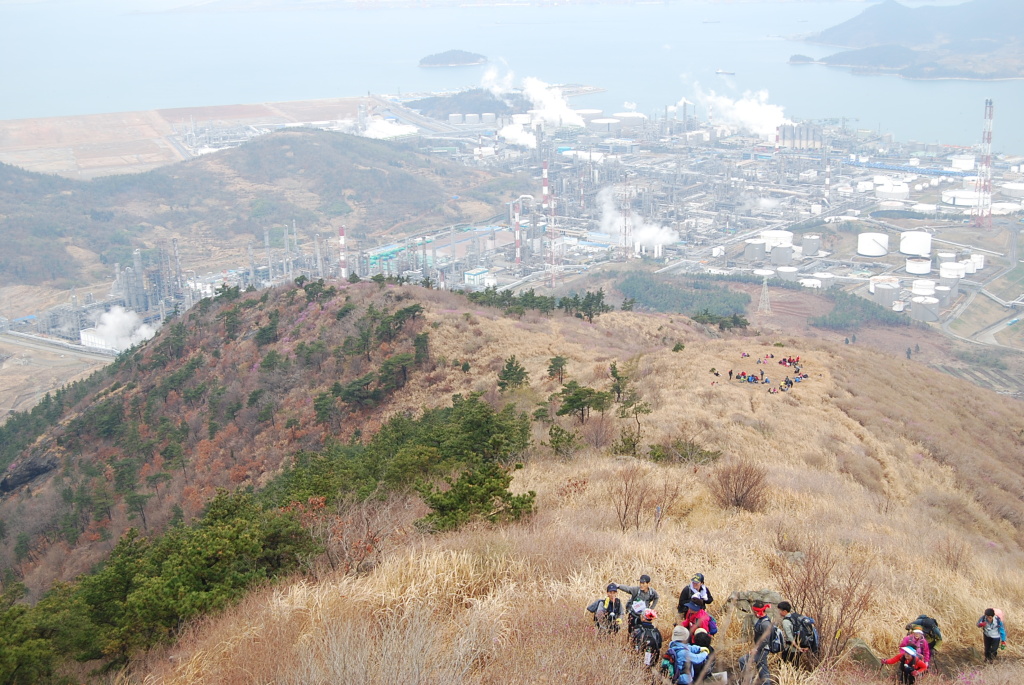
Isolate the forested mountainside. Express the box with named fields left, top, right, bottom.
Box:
left=3, top=278, right=1024, bottom=684
left=0, top=130, right=515, bottom=287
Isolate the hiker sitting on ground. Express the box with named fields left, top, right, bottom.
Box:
left=677, top=573, right=714, bottom=614
left=899, top=626, right=930, bottom=666
left=977, top=608, right=1007, bottom=662
left=615, top=574, right=660, bottom=634
left=586, top=583, right=623, bottom=633
left=883, top=646, right=928, bottom=685
left=631, top=609, right=663, bottom=668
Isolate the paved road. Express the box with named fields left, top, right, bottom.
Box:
left=0, top=333, right=116, bottom=363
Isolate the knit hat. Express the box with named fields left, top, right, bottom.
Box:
left=902, top=646, right=917, bottom=657
left=672, top=625, right=690, bottom=643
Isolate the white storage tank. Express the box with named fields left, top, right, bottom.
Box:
left=760, top=230, right=794, bottom=248
left=942, top=189, right=983, bottom=206
left=950, top=154, right=975, bottom=171
left=614, top=112, right=648, bottom=130
left=776, top=266, right=799, bottom=282
left=934, top=285, right=952, bottom=307
left=802, top=234, right=821, bottom=256
left=770, top=245, right=793, bottom=266
left=971, top=253, right=985, bottom=270
left=939, top=262, right=966, bottom=280
left=911, top=203, right=937, bottom=213
left=869, top=275, right=900, bottom=294
left=511, top=113, right=532, bottom=125
left=876, top=183, right=910, bottom=200
left=911, top=279, right=936, bottom=296
left=961, top=259, right=976, bottom=275
left=481, top=112, right=497, bottom=124
left=813, top=272, right=836, bottom=289
left=799, top=279, right=822, bottom=289
left=1000, top=182, right=1024, bottom=199
left=937, top=251, right=957, bottom=263
left=464, top=113, right=481, bottom=125
left=574, top=109, right=604, bottom=122
left=753, top=269, right=776, bottom=279
left=858, top=232, right=890, bottom=257
left=875, top=283, right=899, bottom=307
left=448, top=113, right=464, bottom=125
left=906, top=258, right=932, bottom=275
left=900, top=231, right=932, bottom=257
left=910, top=296, right=940, bottom=322
left=744, top=239, right=767, bottom=261
left=589, top=118, right=622, bottom=133
left=856, top=181, right=875, bottom=193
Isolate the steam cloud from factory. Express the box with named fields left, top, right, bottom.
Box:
left=89, top=306, right=157, bottom=352
left=691, top=87, right=791, bottom=139
left=483, top=67, right=584, bottom=148
left=597, top=187, right=679, bottom=248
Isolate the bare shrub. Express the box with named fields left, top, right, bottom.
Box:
left=582, top=411, right=615, bottom=449
left=709, top=460, right=768, bottom=512
left=652, top=480, right=682, bottom=532
left=605, top=462, right=653, bottom=532
left=767, top=539, right=876, bottom=668
left=935, top=534, right=969, bottom=573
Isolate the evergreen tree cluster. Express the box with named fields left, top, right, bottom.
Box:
left=808, top=290, right=910, bottom=331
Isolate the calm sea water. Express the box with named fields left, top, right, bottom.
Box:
left=1, top=0, right=1022, bottom=154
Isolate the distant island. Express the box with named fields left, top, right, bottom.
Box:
left=419, top=50, right=487, bottom=68
left=798, top=0, right=1024, bottom=81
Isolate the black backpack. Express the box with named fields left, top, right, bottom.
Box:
left=786, top=613, right=820, bottom=653
left=915, top=615, right=943, bottom=646
left=634, top=624, right=662, bottom=654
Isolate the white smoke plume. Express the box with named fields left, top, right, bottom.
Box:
left=622, top=101, right=638, bottom=112
left=363, top=119, right=418, bottom=139
left=92, top=306, right=157, bottom=352
left=498, top=123, right=537, bottom=149
left=522, top=77, right=585, bottom=127
left=694, top=86, right=790, bottom=138
left=482, top=63, right=516, bottom=96
left=597, top=187, right=678, bottom=247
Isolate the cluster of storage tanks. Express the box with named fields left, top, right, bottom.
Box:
left=743, top=230, right=835, bottom=289
left=858, top=230, right=988, bottom=321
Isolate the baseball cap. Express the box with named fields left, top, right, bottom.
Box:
left=639, top=574, right=651, bottom=583
left=607, top=583, right=618, bottom=592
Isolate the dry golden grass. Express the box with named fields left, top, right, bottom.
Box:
left=129, top=303, right=1024, bottom=684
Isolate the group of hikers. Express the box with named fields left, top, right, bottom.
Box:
left=709, top=353, right=811, bottom=395
left=587, top=573, right=1009, bottom=684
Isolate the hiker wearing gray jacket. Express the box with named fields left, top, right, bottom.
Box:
left=615, top=574, right=660, bottom=633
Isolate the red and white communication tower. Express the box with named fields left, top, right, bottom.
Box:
left=972, top=98, right=994, bottom=229
left=338, top=225, right=349, bottom=279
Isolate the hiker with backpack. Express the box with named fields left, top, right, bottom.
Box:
left=630, top=609, right=663, bottom=669
left=778, top=601, right=819, bottom=667
left=677, top=573, right=714, bottom=615
left=691, top=629, right=718, bottom=683
left=977, top=608, right=1007, bottom=662
left=883, top=645, right=928, bottom=684
left=681, top=599, right=718, bottom=642
left=738, top=600, right=777, bottom=685
left=910, top=615, right=942, bottom=652
left=898, top=626, right=930, bottom=666
left=586, top=583, right=623, bottom=634
left=664, top=625, right=712, bottom=685
left=615, top=574, right=660, bottom=634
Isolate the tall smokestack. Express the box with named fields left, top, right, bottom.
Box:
left=264, top=228, right=272, bottom=281
left=514, top=200, right=522, bottom=266
left=542, top=161, right=550, bottom=212
left=314, top=234, right=324, bottom=278
left=339, top=225, right=349, bottom=279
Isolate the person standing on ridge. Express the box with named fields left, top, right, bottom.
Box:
left=677, top=573, right=713, bottom=616
left=977, top=608, right=1007, bottom=662
left=778, top=601, right=807, bottom=666
left=615, top=574, right=660, bottom=634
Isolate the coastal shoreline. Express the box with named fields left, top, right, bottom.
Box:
left=790, top=61, right=1024, bottom=82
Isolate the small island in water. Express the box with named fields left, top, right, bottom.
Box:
left=419, top=50, right=487, bottom=68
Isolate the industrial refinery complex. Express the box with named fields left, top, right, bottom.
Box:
left=7, top=91, right=1024, bottom=356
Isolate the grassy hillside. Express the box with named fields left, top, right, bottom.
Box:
left=3, top=281, right=1024, bottom=683
left=0, top=129, right=514, bottom=287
